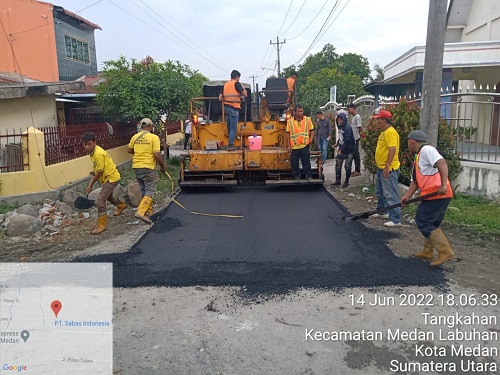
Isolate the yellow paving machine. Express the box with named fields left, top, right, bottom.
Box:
left=179, top=78, right=324, bottom=188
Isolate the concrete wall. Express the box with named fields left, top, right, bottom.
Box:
left=454, top=161, right=500, bottom=200
left=0, top=0, right=59, bottom=82
left=0, top=127, right=131, bottom=197
left=463, top=0, right=500, bottom=41
left=0, top=95, right=57, bottom=140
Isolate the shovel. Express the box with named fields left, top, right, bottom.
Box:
left=74, top=195, right=95, bottom=209
left=342, top=192, right=439, bottom=222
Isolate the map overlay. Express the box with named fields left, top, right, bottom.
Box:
left=1, top=263, right=113, bottom=374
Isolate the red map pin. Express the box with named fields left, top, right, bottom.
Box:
left=51, top=300, right=62, bottom=318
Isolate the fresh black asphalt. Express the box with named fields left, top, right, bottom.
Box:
left=78, top=187, right=446, bottom=294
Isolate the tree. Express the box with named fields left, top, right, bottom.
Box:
left=360, top=98, right=461, bottom=185
left=372, top=63, right=384, bottom=82
left=296, top=43, right=338, bottom=79
left=281, top=65, right=298, bottom=79
left=96, top=55, right=207, bottom=122
left=333, top=53, right=371, bottom=82
left=298, top=67, right=366, bottom=116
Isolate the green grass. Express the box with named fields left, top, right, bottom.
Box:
left=402, top=193, right=500, bottom=236
left=0, top=205, right=14, bottom=215
left=120, top=157, right=181, bottom=199
left=444, top=194, right=500, bottom=236
left=157, top=163, right=180, bottom=196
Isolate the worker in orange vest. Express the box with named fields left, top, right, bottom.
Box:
left=401, top=130, right=455, bottom=266
left=285, top=104, right=315, bottom=182
left=286, top=71, right=298, bottom=106
left=219, top=70, right=247, bottom=150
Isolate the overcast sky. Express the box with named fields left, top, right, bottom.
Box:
left=52, top=0, right=431, bottom=88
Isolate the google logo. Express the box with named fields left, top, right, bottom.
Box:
left=2, top=364, right=28, bottom=372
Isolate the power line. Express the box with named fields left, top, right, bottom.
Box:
left=276, top=0, right=294, bottom=37
left=293, top=0, right=341, bottom=66
left=107, top=0, right=227, bottom=73
left=286, top=0, right=331, bottom=41
left=0, top=18, right=58, bottom=189
left=9, top=0, right=104, bottom=36
left=315, top=0, right=352, bottom=44
left=136, top=0, right=229, bottom=72
left=279, top=0, right=307, bottom=37
left=270, top=37, right=286, bottom=77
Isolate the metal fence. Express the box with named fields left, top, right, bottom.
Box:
left=346, top=89, right=500, bottom=164
left=441, top=91, right=500, bottom=164
left=0, top=129, right=28, bottom=173
left=39, top=122, right=137, bottom=166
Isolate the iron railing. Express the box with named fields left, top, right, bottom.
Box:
left=39, top=122, right=137, bottom=166
left=0, top=129, right=28, bottom=173
left=441, top=92, right=500, bottom=164
left=321, top=89, right=500, bottom=164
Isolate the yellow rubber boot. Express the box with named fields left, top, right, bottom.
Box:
left=146, top=202, right=153, bottom=217
left=135, top=196, right=153, bottom=224
left=414, top=237, right=434, bottom=261
left=91, top=214, right=108, bottom=235
left=113, top=201, right=127, bottom=216
left=430, top=228, right=455, bottom=266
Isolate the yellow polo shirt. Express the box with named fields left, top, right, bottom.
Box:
left=375, top=126, right=400, bottom=170
left=90, top=145, right=120, bottom=184
left=128, top=130, right=161, bottom=169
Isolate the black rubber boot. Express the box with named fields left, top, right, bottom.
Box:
left=342, top=171, right=351, bottom=188
left=333, top=166, right=342, bottom=186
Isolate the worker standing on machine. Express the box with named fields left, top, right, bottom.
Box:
left=219, top=70, right=247, bottom=150
left=286, top=71, right=298, bottom=106
left=286, top=104, right=315, bottom=182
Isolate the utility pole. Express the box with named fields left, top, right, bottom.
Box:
left=270, top=37, right=286, bottom=77
left=419, top=0, right=447, bottom=146
left=248, top=75, right=257, bottom=93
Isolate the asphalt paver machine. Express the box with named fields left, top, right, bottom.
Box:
left=179, top=77, right=324, bottom=188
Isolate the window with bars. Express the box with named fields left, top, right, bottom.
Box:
left=64, top=35, right=90, bottom=64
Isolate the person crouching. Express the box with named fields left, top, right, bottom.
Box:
left=82, top=132, right=127, bottom=235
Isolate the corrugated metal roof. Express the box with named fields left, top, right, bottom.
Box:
left=53, top=5, right=102, bottom=31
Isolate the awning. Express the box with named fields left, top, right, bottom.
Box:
left=55, top=98, right=82, bottom=103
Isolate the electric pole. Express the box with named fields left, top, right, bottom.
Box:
left=270, top=37, right=286, bottom=77
left=419, top=0, right=447, bottom=146
left=248, top=75, right=257, bottom=93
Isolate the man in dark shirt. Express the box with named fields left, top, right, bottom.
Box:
left=315, top=111, right=332, bottom=163
left=333, top=112, right=355, bottom=187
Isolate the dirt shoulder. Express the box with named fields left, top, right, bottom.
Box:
left=324, top=169, right=499, bottom=296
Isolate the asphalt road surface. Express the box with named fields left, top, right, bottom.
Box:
left=80, top=187, right=445, bottom=293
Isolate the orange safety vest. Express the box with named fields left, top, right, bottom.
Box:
left=287, top=77, right=295, bottom=101
left=288, top=116, right=312, bottom=147
left=414, top=145, right=453, bottom=200
left=222, top=80, right=241, bottom=109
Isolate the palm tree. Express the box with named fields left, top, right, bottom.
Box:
left=372, top=63, right=384, bottom=82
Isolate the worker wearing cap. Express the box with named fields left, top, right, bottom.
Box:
left=372, top=109, right=401, bottom=227
left=82, top=132, right=127, bottom=235
left=128, top=118, right=167, bottom=224
left=401, top=130, right=455, bottom=266
left=219, top=70, right=247, bottom=150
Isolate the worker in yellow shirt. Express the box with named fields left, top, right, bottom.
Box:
left=82, top=132, right=127, bottom=235
left=128, top=118, right=167, bottom=224
left=371, top=109, right=401, bottom=227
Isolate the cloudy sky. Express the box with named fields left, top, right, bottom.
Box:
left=52, top=0, right=431, bottom=87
